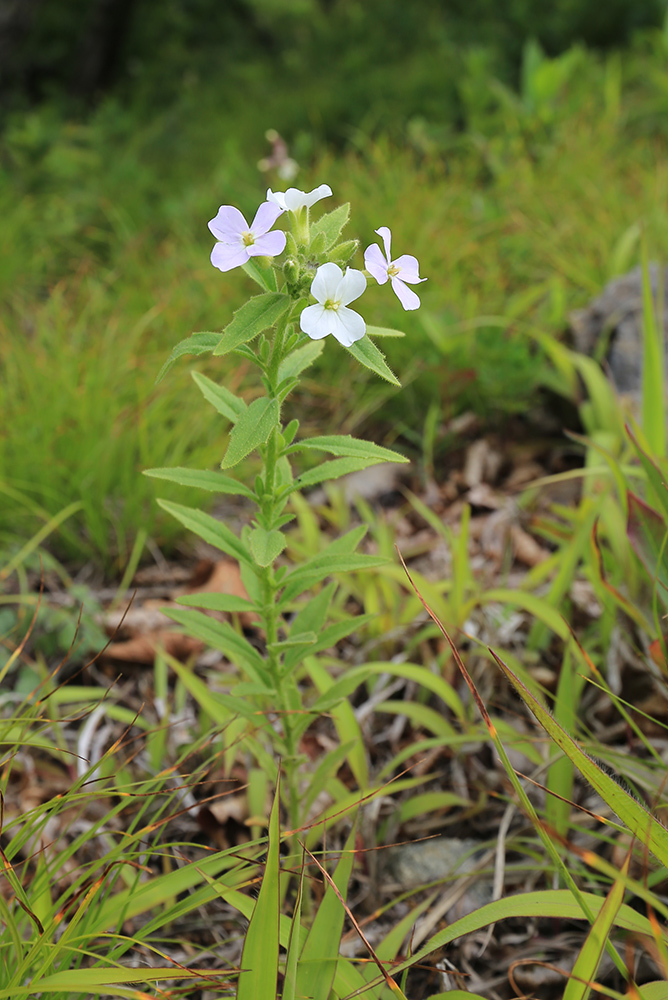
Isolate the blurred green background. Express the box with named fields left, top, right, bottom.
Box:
left=2, top=0, right=668, bottom=571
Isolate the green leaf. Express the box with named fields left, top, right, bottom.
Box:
left=164, top=606, right=270, bottom=684
left=366, top=325, right=406, bottom=337
left=144, top=466, right=255, bottom=499
left=157, top=499, right=252, bottom=566
left=213, top=292, right=291, bottom=356
left=493, top=651, right=668, bottom=869
left=249, top=526, right=287, bottom=567
left=345, top=336, right=400, bottom=385
left=293, top=456, right=378, bottom=489
left=280, top=534, right=386, bottom=604
left=222, top=397, right=280, bottom=469
left=155, top=332, right=221, bottom=384
left=310, top=202, right=350, bottom=249
left=238, top=785, right=281, bottom=1000
left=564, top=853, right=629, bottom=1000
left=242, top=258, right=278, bottom=292
left=192, top=370, right=247, bottom=423
left=296, top=819, right=357, bottom=1000
left=294, top=433, right=408, bottom=463
left=627, top=492, right=668, bottom=607
left=177, top=592, right=257, bottom=614
left=277, top=339, right=324, bottom=382
left=282, top=615, right=374, bottom=675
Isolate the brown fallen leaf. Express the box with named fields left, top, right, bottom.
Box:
left=104, top=629, right=203, bottom=663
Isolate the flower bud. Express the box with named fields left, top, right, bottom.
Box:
left=283, top=257, right=300, bottom=283
left=327, top=239, right=358, bottom=265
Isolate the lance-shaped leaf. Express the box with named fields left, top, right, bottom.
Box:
left=627, top=425, right=668, bottom=522
left=310, top=202, right=350, bottom=249
left=277, top=339, right=324, bottom=382
left=213, top=292, right=291, bottom=356
left=145, top=466, right=255, bottom=499
left=249, top=526, right=286, bottom=567
left=345, top=335, right=400, bottom=385
left=221, top=397, right=280, bottom=469
left=293, top=433, right=408, bottom=464
left=291, top=456, right=380, bottom=490
left=242, top=257, right=278, bottom=292
left=155, top=331, right=221, bottom=384
left=158, top=499, right=252, bottom=566
left=192, top=370, right=247, bottom=423
left=165, top=606, right=270, bottom=685
left=627, top=491, right=668, bottom=608
left=237, top=785, right=281, bottom=1000
left=366, top=325, right=406, bottom=337
left=492, top=649, right=668, bottom=869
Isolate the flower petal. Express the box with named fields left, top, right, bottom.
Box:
left=391, top=277, right=421, bottom=310
left=211, top=242, right=250, bottom=272
left=208, top=206, right=249, bottom=242
left=332, top=306, right=366, bottom=346
left=251, top=200, right=285, bottom=235
left=282, top=184, right=333, bottom=211
left=375, top=226, right=393, bottom=261
left=248, top=230, right=287, bottom=258
left=364, top=243, right=390, bottom=285
left=336, top=267, right=367, bottom=306
left=300, top=303, right=333, bottom=340
left=266, top=189, right=287, bottom=210
left=310, top=262, right=344, bottom=303
left=392, top=254, right=426, bottom=284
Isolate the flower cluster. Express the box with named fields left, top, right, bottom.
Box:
left=208, top=185, right=426, bottom=346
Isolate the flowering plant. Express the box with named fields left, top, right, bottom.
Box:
left=146, top=185, right=424, bottom=831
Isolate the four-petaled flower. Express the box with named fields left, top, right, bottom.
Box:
left=208, top=203, right=286, bottom=272
left=364, top=226, right=426, bottom=310
left=266, top=184, right=332, bottom=213
left=300, top=263, right=367, bottom=347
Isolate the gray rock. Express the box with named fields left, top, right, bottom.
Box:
left=380, top=836, right=482, bottom=888
left=569, top=264, right=668, bottom=400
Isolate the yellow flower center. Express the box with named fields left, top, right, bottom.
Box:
left=242, top=230, right=255, bottom=247
left=324, top=298, right=339, bottom=311
left=387, top=263, right=400, bottom=277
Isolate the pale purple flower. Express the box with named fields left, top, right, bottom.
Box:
left=300, top=263, right=366, bottom=347
left=208, top=202, right=286, bottom=272
left=364, top=226, right=426, bottom=310
left=266, top=184, right=332, bottom=213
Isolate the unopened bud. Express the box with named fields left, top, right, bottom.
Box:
left=327, top=239, right=358, bottom=265
left=283, top=257, right=300, bottom=283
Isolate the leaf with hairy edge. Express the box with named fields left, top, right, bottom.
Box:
left=249, top=526, right=286, bottom=567
left=192, top=370, right=247, bottom=422
left=345, top=336, right=400, bottom=385
left=564, top=852, right=630, bottom=1000
left=295, top=819, right=357, bottom=1000
left=282, top=614, right=375, bottom=675
left=293, top=433, right=408, bottom=463
left=165, top=606, right=271, bottom=685
left=237, top=785, right=281, bottom=1000
left=310, top=202, right=350, bottom=249
left=221, top=397, right=280, bottom=469
left=277, top=339, right=324, bottom=382
left=213, top=292, right=291, bottom=356
left=177, top=592, right=257, bottom=613
left=492, top=649, right=668, bottom=869
left=158, top=499, right=252, bottom=566
left=366, top=325, right=406, bottom=337
left=155, top=332, right=221, bottom=384
left=145, top=466, right=255, bottom=499
left=242, top=258, right=277, bottom=292
left=280, top=553, right=386, bottom=605
left=293, top=457, right=381, bottom=490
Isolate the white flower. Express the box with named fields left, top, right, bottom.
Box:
left=299, top=263, right=367, bottom=347
left=208, top=202, right=286, bottom=272
left=364, top=226, right=426, bottom=310
left=266, top=184, right=332, bottom=213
